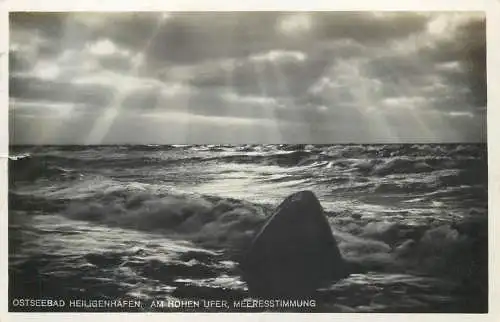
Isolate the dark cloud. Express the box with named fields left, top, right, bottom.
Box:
left=364, top=55, right=432, bottom=89
left=311, top=12, right=429, bottom=43
left=10, top=76, right=116, bottom=108
left=10, top=13, right=93, bottom=58
left=180, top=54, right=321, bottom=98
left=97, top=55, right=133, bottom=72
left=9, top=50, right=35, bottom=73
left=10, top=13, right=67, bottom=40
left=10, top=12, right=429, bottom=65
left=121, top=87, right=162, bottom=111
left=8, top=12, right=486, bottom=144
left=420, top=17, right=486, bottom=108
left=127, top=12, right=429, bottom=73
left=357, top=17, right=486, bottom=114
left=120, top=86, right=280, bottom=120
left=156, top=41, right=368, bottom=101
left=143, top=12, right=428, bottom=66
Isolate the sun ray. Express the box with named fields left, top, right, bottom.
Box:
left=85, top=13, right=169, bottom=144
left=252, top=59, right=283, bottom=143
left=221, top=15, right=237, bottom=144
left=382, top=72, right=436, bottom=142
left=267, top=57, right=311, bottom=142
left=35, top=16, right=94, bottom=144
left=229, top=23, right=280, bottom=144
left=326, top=59, right=399, bottom=142
left=353, top=65, right=398, bottom=141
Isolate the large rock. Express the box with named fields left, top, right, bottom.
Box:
left=242, top=191, right=348, bottom=298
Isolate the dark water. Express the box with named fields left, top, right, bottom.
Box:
left=8, top=144, right=488, bottom=312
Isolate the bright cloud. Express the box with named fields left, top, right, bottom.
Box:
left=249, top=50, right=307, bottom=63
left=88, top=39, right=118, bottom=56
left=277, top=14, right=313, bottom=36
left=9, top=12, right=486, bottom=144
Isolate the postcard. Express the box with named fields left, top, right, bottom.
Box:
left=1, top=3, right=497, bottom=322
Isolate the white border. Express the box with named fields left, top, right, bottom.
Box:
left=1, top=0, right=498, bottom=321
left=2, top=0, right=490, bottom=11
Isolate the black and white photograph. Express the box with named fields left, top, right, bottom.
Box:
left=7, top=11, right=488, bottom=313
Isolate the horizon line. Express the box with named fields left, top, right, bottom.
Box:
left=8, top=142, right=487, bottom=146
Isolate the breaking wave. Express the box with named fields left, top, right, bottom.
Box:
left=10, top=183, right=487, bottom=288
left=9, top=143, right=488, bottom=312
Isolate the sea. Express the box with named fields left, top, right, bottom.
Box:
left=8, top=143, right=488, bottom=313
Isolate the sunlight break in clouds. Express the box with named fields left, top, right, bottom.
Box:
left=277, top=13, right=313, bottom=36
left=88, top=39, right=119, bottom=56
left=9, top=12, right=486, bottom=144
left=32, top=61, right=61, bottom=80
left=84, top=15, right=168, bottom=144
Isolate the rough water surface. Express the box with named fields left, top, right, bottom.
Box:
left=8, top=144, right=488, bottom=312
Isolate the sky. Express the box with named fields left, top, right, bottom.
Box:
left=9, top=12, right=486, bottom=144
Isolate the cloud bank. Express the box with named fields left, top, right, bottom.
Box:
left=9, top=12, right=486, bottom=144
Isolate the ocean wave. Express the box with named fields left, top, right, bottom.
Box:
left=9, top=144, right=487, bottom=182
left=9, top=155, right=84, bottom=183
left=10, top=184, right=485, bottom=284
left=59, top=191, right=269, bottom=253
left=333, top=217, right=487, bottom=288
left=8, top=143, right=487, bottom=312
left=208, top=153, right=484, bottom=176
left=9, top=153, right=31, bottom=161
